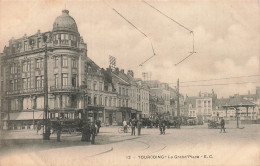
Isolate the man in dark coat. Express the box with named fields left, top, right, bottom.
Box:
left=96, top=120, right=101, bottom=135
left=56, top=118, right=62, bottom=142
left=137, top=120, right=142, bottom=136
left=158, top=120, right=163, bottom=134
left=130, top=118, right=136, bottom=136
left=220, top=118, right=226, bottom=133
left=91, top=122, right=96, bottom=144
left=86, top=122, right=91, bottom=142
left=81, top=122, right=88, bottom=142
left=162, top=120, right=166, bottom=135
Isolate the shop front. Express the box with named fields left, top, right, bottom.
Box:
left=3, top=111, right=43, bottom=130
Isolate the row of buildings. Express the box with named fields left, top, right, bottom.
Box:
left=185, top=88, right=260, bottom=123
left=0, top=10, right=183, bottom=130
left=1, top=9, right=259, bottom=130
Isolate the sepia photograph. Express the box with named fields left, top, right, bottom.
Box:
left=0, top=0, right=259, bottom=166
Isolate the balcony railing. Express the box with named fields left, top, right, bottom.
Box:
left=50, top=85, right=79, bottom=92
left=5, top=87, right=44, bottom=96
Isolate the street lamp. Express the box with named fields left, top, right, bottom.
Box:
left=43, top=34, right=50, bottom=140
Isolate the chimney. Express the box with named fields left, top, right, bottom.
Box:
left=248, top=90, right=250, bottom=95
left=115, top=68, right=119, bottom=75
left=127, top=70, right=134, bottom=77
left=120, top=69, right=124, bottom=74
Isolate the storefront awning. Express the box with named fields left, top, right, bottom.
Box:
left=3, top=111, right=43, bottom=121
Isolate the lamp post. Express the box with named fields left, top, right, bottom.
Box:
left=43, top=34, right=50, bottom=140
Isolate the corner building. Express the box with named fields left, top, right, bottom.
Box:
left=0, top=10, right=88, bottom=129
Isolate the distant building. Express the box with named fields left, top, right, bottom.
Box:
left=144, top=80, right=170, bottom=115
left=185, top=90, right=217, bottom=122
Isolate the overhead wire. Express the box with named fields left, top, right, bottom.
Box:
left=142, top=0, right=196, bottom=65
left=104, top=1, right=156, bottom=66
left=168, top=74, right=260, bottom=85
left=180, top=81, right=257, bottom=87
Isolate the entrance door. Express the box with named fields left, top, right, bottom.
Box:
left=94, top=112, right=97, bottom=121
left=109, top=114, right=113, bottom=125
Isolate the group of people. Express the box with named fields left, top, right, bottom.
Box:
left=81, top=120, right=101, bottom=144
left=123, top=118, right=142, bottom=136
left=37, top=118, right=102, bottom=144
left=123, top=118, right=168, bottom=136
left=158, top=119, right=166, bottom=135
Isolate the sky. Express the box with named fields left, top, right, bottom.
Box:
left=0, top=0, right=259, bottom=98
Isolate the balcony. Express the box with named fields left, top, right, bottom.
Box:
left=5, top=87, right=44, bottom=96
left=50, top=85, right=80, bottom=93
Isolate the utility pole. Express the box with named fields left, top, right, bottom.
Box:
left=177, top=78, right=180, bottom=117
left=43, top=38, right=49, bottom=140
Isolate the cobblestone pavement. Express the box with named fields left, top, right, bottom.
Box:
left=0, top=124, right=259, bottom=166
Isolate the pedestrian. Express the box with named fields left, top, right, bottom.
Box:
left=130, top=118, right=136, bottom=136
left=220, top=117, right=226, bottom=133
left=158, top=120, right=163, bottom=134
left=91, top=122, right=96, bottom=144
left=56, top=118, right=62, bottom=142
left=81, top=122, right=88, bottom=142
left=123, top=119, right=127, bottom=133
left=86, top=122, right=91, bottom=142
left=45, top=121, right=51, bottom=140
left=162, top=120, right=166, bottom=135
left=96, top=120, right=101, bottom=135
left=137, top=120, right=142, bottom=136
left=36, top=121, right=41, bottom=134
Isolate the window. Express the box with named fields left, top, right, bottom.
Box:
left=99, top=82, right=103, bottom=91
left=72, top=58, right=78, bottom=68
left=23, top=97, right=32, bottom=110
left=61, top=34, right=67, bottom=40
left=87, top=80, right=91, bottom=90
left=88, top=96, right=91, bottom=105
left=105, top=97, right=107, bottom=106
left=109, top=97, right=112, bottom=107
left=72, top=74, right=77, bottom=87
left=36, top=59, right=43, bottom=69
left=23, top=78, right=27, bottom=90
left=22, top=61, right=30, bottom=72
left=119, top=87, right=121, bottom=95
left=62, top=55, right=68, bottom=67
left=11, top=99, right=18, bottom=110
left=71, top=95, right=77, bottom=107
left=94, top=96, right=97, bottom=105
left=55, top=57, right=59, bottom=67
left=27, top=78, right=31, bottom=89
left=54, top=74, right=59, bottom=87
left=99, top=95, right=103, bottom=105
left=122, top=99, right=125, bottom=107
left=93, top=81, right=97, bottom=91
left=10, top=63, right=18, bottom=74
left=122, top=88, right=125, bottom=95
left=14, top=79, right=18, bottom=90
left=10, top=80, right=14, bottom=91
left=37, top=38, right=41, bottom=48
left=36, top=76, right=43, bottom=89
left=36, top=97, right=44, bottom=109
left=126, top=89, right=128, bottom=96
left=126, top=100, right=128, bottom=107
left=62, top=73, right=68, bottom=86
left=113, top=98, right=116, bottom=107
left=24, top=41, right=28, bottom=51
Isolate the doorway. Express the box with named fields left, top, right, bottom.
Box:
left=109, top=114, right=113, bottom=125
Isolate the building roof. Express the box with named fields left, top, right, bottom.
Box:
left=223, top=96, right=256, bottom=107
left=53, top=10, right=78, bottom=33
left=185, top=97, right=197, bottom=108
